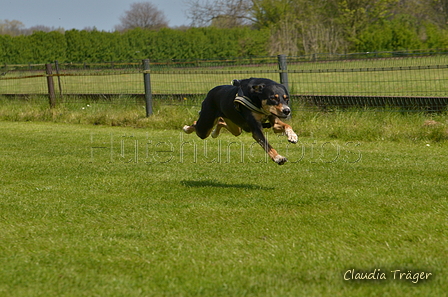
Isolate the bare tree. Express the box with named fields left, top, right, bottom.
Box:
left=116, top=2, right=169, bottom=31
left=0, top=19, right=25, bottom=36
left=186, top=0, right=254, bottom=28
left=268, top=19, right=300, bottom=56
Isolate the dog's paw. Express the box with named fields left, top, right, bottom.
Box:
left=183, top=122, right=197, bottom=134
left=274, top=155, right=288, bottom=165
left=286, top=128, right=298, bottom=143
left=183, top=125, right=194, bottom=134
left=288, top=133, right=298, bottom=143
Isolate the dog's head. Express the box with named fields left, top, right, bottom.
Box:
left=247, top=79, right=291, bottom=118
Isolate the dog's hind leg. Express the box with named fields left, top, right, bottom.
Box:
left=184, top=118, right=217, bottom=139
left=211, top=118, right=242, bottom=138
left=183, top=95, right=218, bottom=138
left=223, top=119, right=242, bottom=136
left=211, top=117, right=226, bottom=138
left=183, top=121, right=197, bottom=134
left=194, top=110, right=220, bottom=140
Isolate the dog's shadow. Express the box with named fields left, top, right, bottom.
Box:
left=181, top=180, right=274, bottom=190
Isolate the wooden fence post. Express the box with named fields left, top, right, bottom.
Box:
left=54, top=60, right=63, bottom=98
left=143, top=59, right=153, bottom=117
left=278, top=54, right=289, bottom=92
left=45, top=63, right=56, bottom=108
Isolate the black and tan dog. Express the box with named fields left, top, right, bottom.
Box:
left=183, top=78, right=298, bottom=165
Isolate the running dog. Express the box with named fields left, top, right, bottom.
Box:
left=183, top=78, right=298, bottom=165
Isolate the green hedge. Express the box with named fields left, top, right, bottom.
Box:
left=355, top=17, right=448, bottom=52
left=0, top=27, right=270, bottom=64
left=2, top=21, right=448, bottom=64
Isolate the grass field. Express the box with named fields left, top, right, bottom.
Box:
left=2, top=55, right=448, bottom=97
left=0, top=101, right=447, bottom=295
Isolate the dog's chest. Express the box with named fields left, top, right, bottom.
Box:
left=251, top=112, right=269, bottom=122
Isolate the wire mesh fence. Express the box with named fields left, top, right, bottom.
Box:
left=1, top=51, right=448, bottom=111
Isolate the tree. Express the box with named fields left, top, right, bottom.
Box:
left=186, top=0, right=254, bottom=28
left=0, top=19, right=25, bottom=36
left=115, top=2, right=169, bottom=31
left=392, top=0, right=448, bottom=27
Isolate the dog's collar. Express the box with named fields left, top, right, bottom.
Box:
left=234, top=95, right=270, bottom=116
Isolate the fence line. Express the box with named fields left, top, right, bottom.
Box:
left=1, top=52, right=448, bottom=112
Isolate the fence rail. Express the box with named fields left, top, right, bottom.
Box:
left=1, top=51, right=448, bottom=112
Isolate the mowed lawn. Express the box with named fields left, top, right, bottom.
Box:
left=0, top=121, right=447, bottom=296
left=3, top=55, right=448, bottom=97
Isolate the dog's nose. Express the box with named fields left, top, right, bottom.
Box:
left=282, top=107, right=290, bottom=116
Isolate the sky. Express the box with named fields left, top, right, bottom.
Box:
left=0, top=0, right=190, bottom=31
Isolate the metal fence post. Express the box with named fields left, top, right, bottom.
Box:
left=45, top=63, right=56, bottom=108
left=143, top=59, right=153, bottom=117
left=277, top=54, right=289, bottom=92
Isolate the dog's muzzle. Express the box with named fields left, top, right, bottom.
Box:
left=275, top=106, right=290, bottom=118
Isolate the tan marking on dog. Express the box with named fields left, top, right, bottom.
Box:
left=212, top=117, right=242, bottom=138
left=211, top=118, right=225, bottom=138
left=258, top=99, right=273, bottom=119
left=252, top=111, right=269, bottom=122
left=269, top=115, right=298, bottom=143
left=222, top=118, right=242, bottom=136
left=203, top=118, right=221, bottom=138
left=268, top=103, right=284, bottom=117
left=267, top=148, right=287, bottom=164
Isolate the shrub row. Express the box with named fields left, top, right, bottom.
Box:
left=0, top=27, right=270, bottom=64
left=355, top=18, right=448, bottom=52
left=2, top=21, right=448, bottom=64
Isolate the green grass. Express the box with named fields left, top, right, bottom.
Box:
left=2, top=55, right=448, bottom=96
left=1, top=97, right=447, bottom=142
left=0, top=110, right=447, bottom=295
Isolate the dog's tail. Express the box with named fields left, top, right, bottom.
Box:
left=231, top=79, right=241, bottom=86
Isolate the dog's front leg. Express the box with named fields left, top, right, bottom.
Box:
left=252, top=128, right=287, bottom=165
left=270, top=116, right=298, bottom=144
left=283, top=124, right=298, bottom=143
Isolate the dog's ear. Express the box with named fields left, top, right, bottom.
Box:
left=251, top=84, right=265, bottom=94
